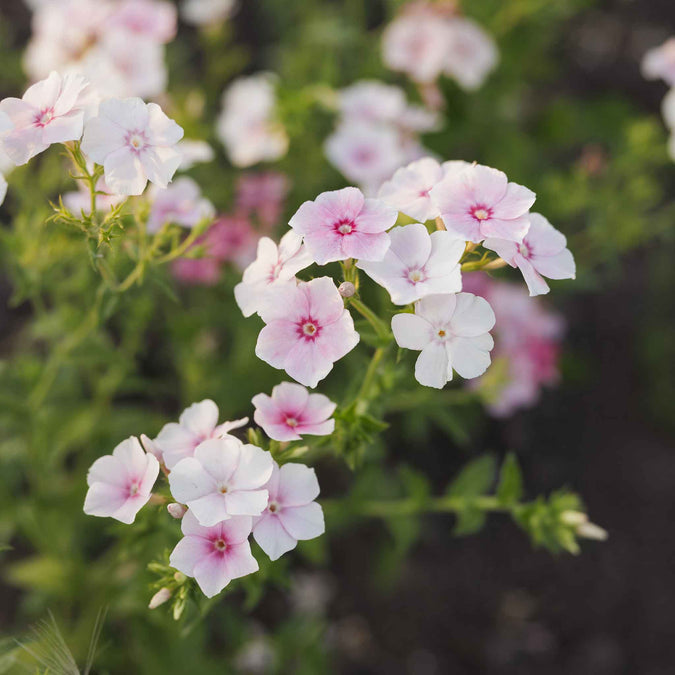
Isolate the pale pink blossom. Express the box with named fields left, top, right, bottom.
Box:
left=147, top=177, right=214, bottom=233
left=253, top=461, right=325, bottom=561
left=169, top=509, right=258, bottom=598
left=338, top=81, right=407, bottom=126
left=484, top=213, right=575, bottom=296
left=0, top=71, right=98, bottom=166
left=171, top=256, right=222, bottom=285
left=181, top=0, right=237, bottom=25
left=0, top=174, right=7, bottom=207
left=234, top=231, right=313, bottom=318
left=357, top=223, right=464, bottom=305
left=108, top=0, right=177, bottom=44
left=168, top=437, right=274, bottom=526
left=81, top=97, right=183, bottom=196
left=252, top=382, right=336, bottom=442
left=444, top=18, right=499, bottom=91
left=392, top=293, right=495, bottom=388
left=216, top=74, right=288, bottom=168
left=235, top=171, right=289, bottom=229
left=255, top=277, right=360, bottom=388
left=177, top=139, right=215, bottom=170
left=83, top=436, right=160, bottom=524
left=153, top=399, right=248, bottom=470
left=430, top=163, right=535, bottom=243
left=289, top=187, right=396, bottom=265
left=642, top=37, right=675, bottom=86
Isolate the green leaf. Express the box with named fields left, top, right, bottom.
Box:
left=453, top=505, right=487, bottom=536
left=496, top=453, right=524, bottom=505
left=446, top=454, right=496, bottom=499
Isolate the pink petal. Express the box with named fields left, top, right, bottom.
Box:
left=168, top=457, right=216, bottom=503
left=227, top=444, right=273, bottom=490
left=112, top=436, right=150, bottom=480
left=302, top=230, right=342, bottom=265
left=469, top=165, right=508, bottom=206
left=187, top=492, right=231, bottom=527
left=388, top=223, right=432, bottom=270
left=111, top=493, right=152, bottom=525
left=531, top=249, right=575, bottom=281
left=283, top=340, right=334, bottom=389
left=87, top=454, right=127, bottom=488
left=277, top=463, right=320, bottom=507
left=170, top=533, right=212, bottom=575
left=483, top=237, right=519, bottom=265
left=256, top=321, right=301, bottom=369
left=146, top=102, right=184, bottom=145
left=104, top=147, right=147, bottom=196
left=100, top=97, right=149, bottom=131
left=517, top=257, right=550, bottom=296
left=219, top=514, right=254, bottom=545
left=192, top=551, right=232, bottom=598
left=314, top=310, right=359, bottom=362
left=41, top=112, right=84, bottom=145
left=224, top=489, right=269, bottom=516
left=22, top=71, right=60, bottom=109
left=277, top=502, right=325, bottom=541
left=83, top=482, right=128, bottom=519
left=155, top=422, right=198, bottom=469
left=253, top=513, right=297, bottom=561
left=301, top=392, right=336, bottom=425
left=480, top=215, right=530, bottom=243
left=341, top=230, right=391, bottom=262
left=81, top=116, right=127, bottom=164
left=354, top=197, right=398, bottom=233
left=179, top=399, right=219, bottom=437
left=194, top=437, right=241, bottom=483
left=493, top=182, right=536, bottom=220
left=306, top=277, right=346, bottom=326
left=272, top=381, right=310, bottom=415
left=139, top=145, right=182, bottom=188
left=221, top=540, right=259, bottom=581
left=257, top=283, right=308, bottom=324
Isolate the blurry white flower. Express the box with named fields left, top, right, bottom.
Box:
left=642, top=37, right=675, bottom=87
left=177, top=139, right=215, bottom=170
left=182, top=0, right=237, bottom=26
left=443, top=17, right=499, bottom=91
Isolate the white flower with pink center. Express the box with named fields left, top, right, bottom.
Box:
left=484, top=213, right=576, bottom=296
left=392, top=293, right=496, bottom=389
left=108, top=0, right=177, bottom=44
left=642, top=37, right=675, bottom=87
left=289, top=187, right=396, bottom=265
left=168, top=437, right=274, bottom=527
left=255, top=277, right=360, bottom=388
left=430, top=163, right=535, bottom=244
left=83, top=436, right=160, bottom=524
left=146, top=177, right=215, bottom=234
left=253, top=461, right=325, bottom=561
left=443, top=17, right=499, bottom=91
left=357, top=223, right=464, bottom=306
left=169, top=510, right=258, bottom=598
left=234, top=231, right=313, bottom=318
left=0, top=71, right=98, bottom=166
left=81, top=97, right=183, bottom=196
left=153, top=399, right=248, bottom=470
left=252, top=382, right=336, bottom=442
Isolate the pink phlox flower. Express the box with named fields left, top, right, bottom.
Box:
left=642, top=37, right=675, bottom=86
left=255, top=276, right=360, bottom=388
left=169, top=509, right=258, bottom=598
left=443, top=17, right=499, bottom=91
left=235, top=171, right=290, bottom=229
left=83, top=436, right=159, bottom=524
left=252, top=382, right=336, bottom=442
left=289, top=186, right=396, bottom=264
left=357, top=223, right=464, bottom=305
left=0, top=71, right=98, bottom=166
left=168, top=437, right=274, bottom=526
left=252, top=461, right=325, bottom=561
left=234, top=230, right=313, bottom=317
left=484, top=213, right=576, bottom=296
left=392, top=292, right=496, bottom=388
left=147, top=177, right=215, bottom=233
left=429, top=162, right=535, bottom=243
left=154, top=398, right=248, bottom=470
left=108, top=0, right=177, bottom=44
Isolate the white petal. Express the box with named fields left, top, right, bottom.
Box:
left=179, top=399, right=219, bottom=437
left=277, top=463, right=320, bottom=507
left=168, top=457, right=215, bottom=504
left=253, top=513, right=297, bottom=561
left=391, top=313, right=433, bottom=350
left=278, top=502, right=325, bottom=541
left=414, top=342, right=450, bottom=388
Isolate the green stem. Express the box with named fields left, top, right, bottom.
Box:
left=356, top=346, right=387, bottom=404
left=348, top=297, right=391, bottom=340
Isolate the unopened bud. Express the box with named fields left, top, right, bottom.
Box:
left=148, top=587, right=172, bottom=609
left=167, top=503, right=187, bottom=519
left=174, top=571, right=187, bottom=583
left=560, top=510, right=588, bottom=527
left=338, top=282, right=355, bottom=298
left=576, top=522, right=608, bottom=541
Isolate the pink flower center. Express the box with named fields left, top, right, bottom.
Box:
left=470, top=205, right=492, bottom=222
left=35, top=107, right=54, bottom=127
left=126, top=130, right=148, bottom=153
left=128, top=481, right=140, bottom=496
left=285, top=416, right=299, bottom=428
left=298, top=318, right=321, bottom=341
left=407, top=268, right=425, bottom=284
left=518, top=242, right=531, bottom=258
left=334, top=219, right=356, bottom=236
left=353, top=147, right=374, bottom=165
left=418, top=188, right=431, bottom=198
left=213, top=538, right=227, bottom=552
left=268, top=260, right=283, bottom=282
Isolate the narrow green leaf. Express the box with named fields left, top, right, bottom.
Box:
left=453, top=506, right=487, bottom=536
left=496, top=453, right=524, bottom=505
left=446, top=454, right=496, bottom=498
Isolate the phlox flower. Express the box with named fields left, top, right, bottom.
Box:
left=216, top=74, right=288, bottom=168
left=81, top=97, right=184, bottom=196
left=484, top=213, right=576, bottom=296
left=169, top=510, right=258, bottom=598
left=357, top=223, right=464, bottom=305
left=338, top=80, right=409, bottom=126
left=252, top=382, right=336, bottom=442
left=255, top=277, right=360, bottom=388
left=108, top=0, right=177, bottom=44
left=444, top=18, right=499, bottom=91
left=83, top=436, right=160, bottom=524
left=153, top=398, right=248, bottom=469
left=430, top=163, right=535, bottom=243
left=253, top=461, right=325, bottom=561
left=0, top=71, right=98, bottom=166
left=146, top=177, right=215, bottom=234
left=235, top=171, right=289, bottom=229
left=392, top=293, right=496, bottom=389
left=177, top=139, right=215, bottom=170
left=289, top=187, right=396, bottom=265
left=234, top=231, right=313, bottom=318
left=168, top=437, right=274, bottom=526
left=181, top=0, right=237, bottom=25
left=642, top=37, right=675, bottom=86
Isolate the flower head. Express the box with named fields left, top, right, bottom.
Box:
left=392, top=292, right=496, bottom=388
left=430, top=163, right=535, bottom=243
left=252, top=382, right=336, bottom=442
left=108, top=0, right=177, bottom=44
left=357, top=223, right=464, bottom=305
left=484, top=213, right=576, bottom=296
left=0, top=71, right=98, bottom=166
left=83, top=436, right=159, bottom=524
left=443, top=17, right=499, bottom=91
left=255, top=277, right=360, bottom=388
left=169, top=510, right=258, bottom=598
left=147, top=177, right=214, bottom=233
left=289, top=187, right=396, bottom=265
left=153, top=399, right=248, bottom=470
left=234, top=231, right=313, bottom=317
left=168, top=437, right=274, bottom=526
left=253, top=461, right=325, bottom=561
left=642, top=37, right=675, bottom=86
left=81, top=97, right=183, bottom=195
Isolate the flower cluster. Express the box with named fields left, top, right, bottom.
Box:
left=382, top=3, right=498, bottom=92
left=84, top=398, right=330, bottom=598
left=25, top=0, right=176, bottom=99
left=642, top=37, right=675, bottom=161
left=325, top=81, right=438, bottom=195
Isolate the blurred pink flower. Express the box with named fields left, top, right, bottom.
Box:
left=181, top=0, right=237, bottom=26
left=642, top=37, right=675, bottom=86
left=147, top=177, right=214, bottom=233
left=443, top=17, right=499, bottom=91
left=108, top=0, right=177, bottom=44
left=235, top=171, right=289, bottom=229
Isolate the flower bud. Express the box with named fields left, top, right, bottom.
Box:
left=148, top=587, right=172, bottom=609
left=560, top=510, right=588, bottom=527
left=575, top=522, right=608, bottom=541
left=174, top=571, right=187, bottom=583
left=338, top=281, right=355, bottom=298
left=167, top=502, right=187, bottom=519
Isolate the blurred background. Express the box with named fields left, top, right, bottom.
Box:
left=1, top=0, right=674, bottom=673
